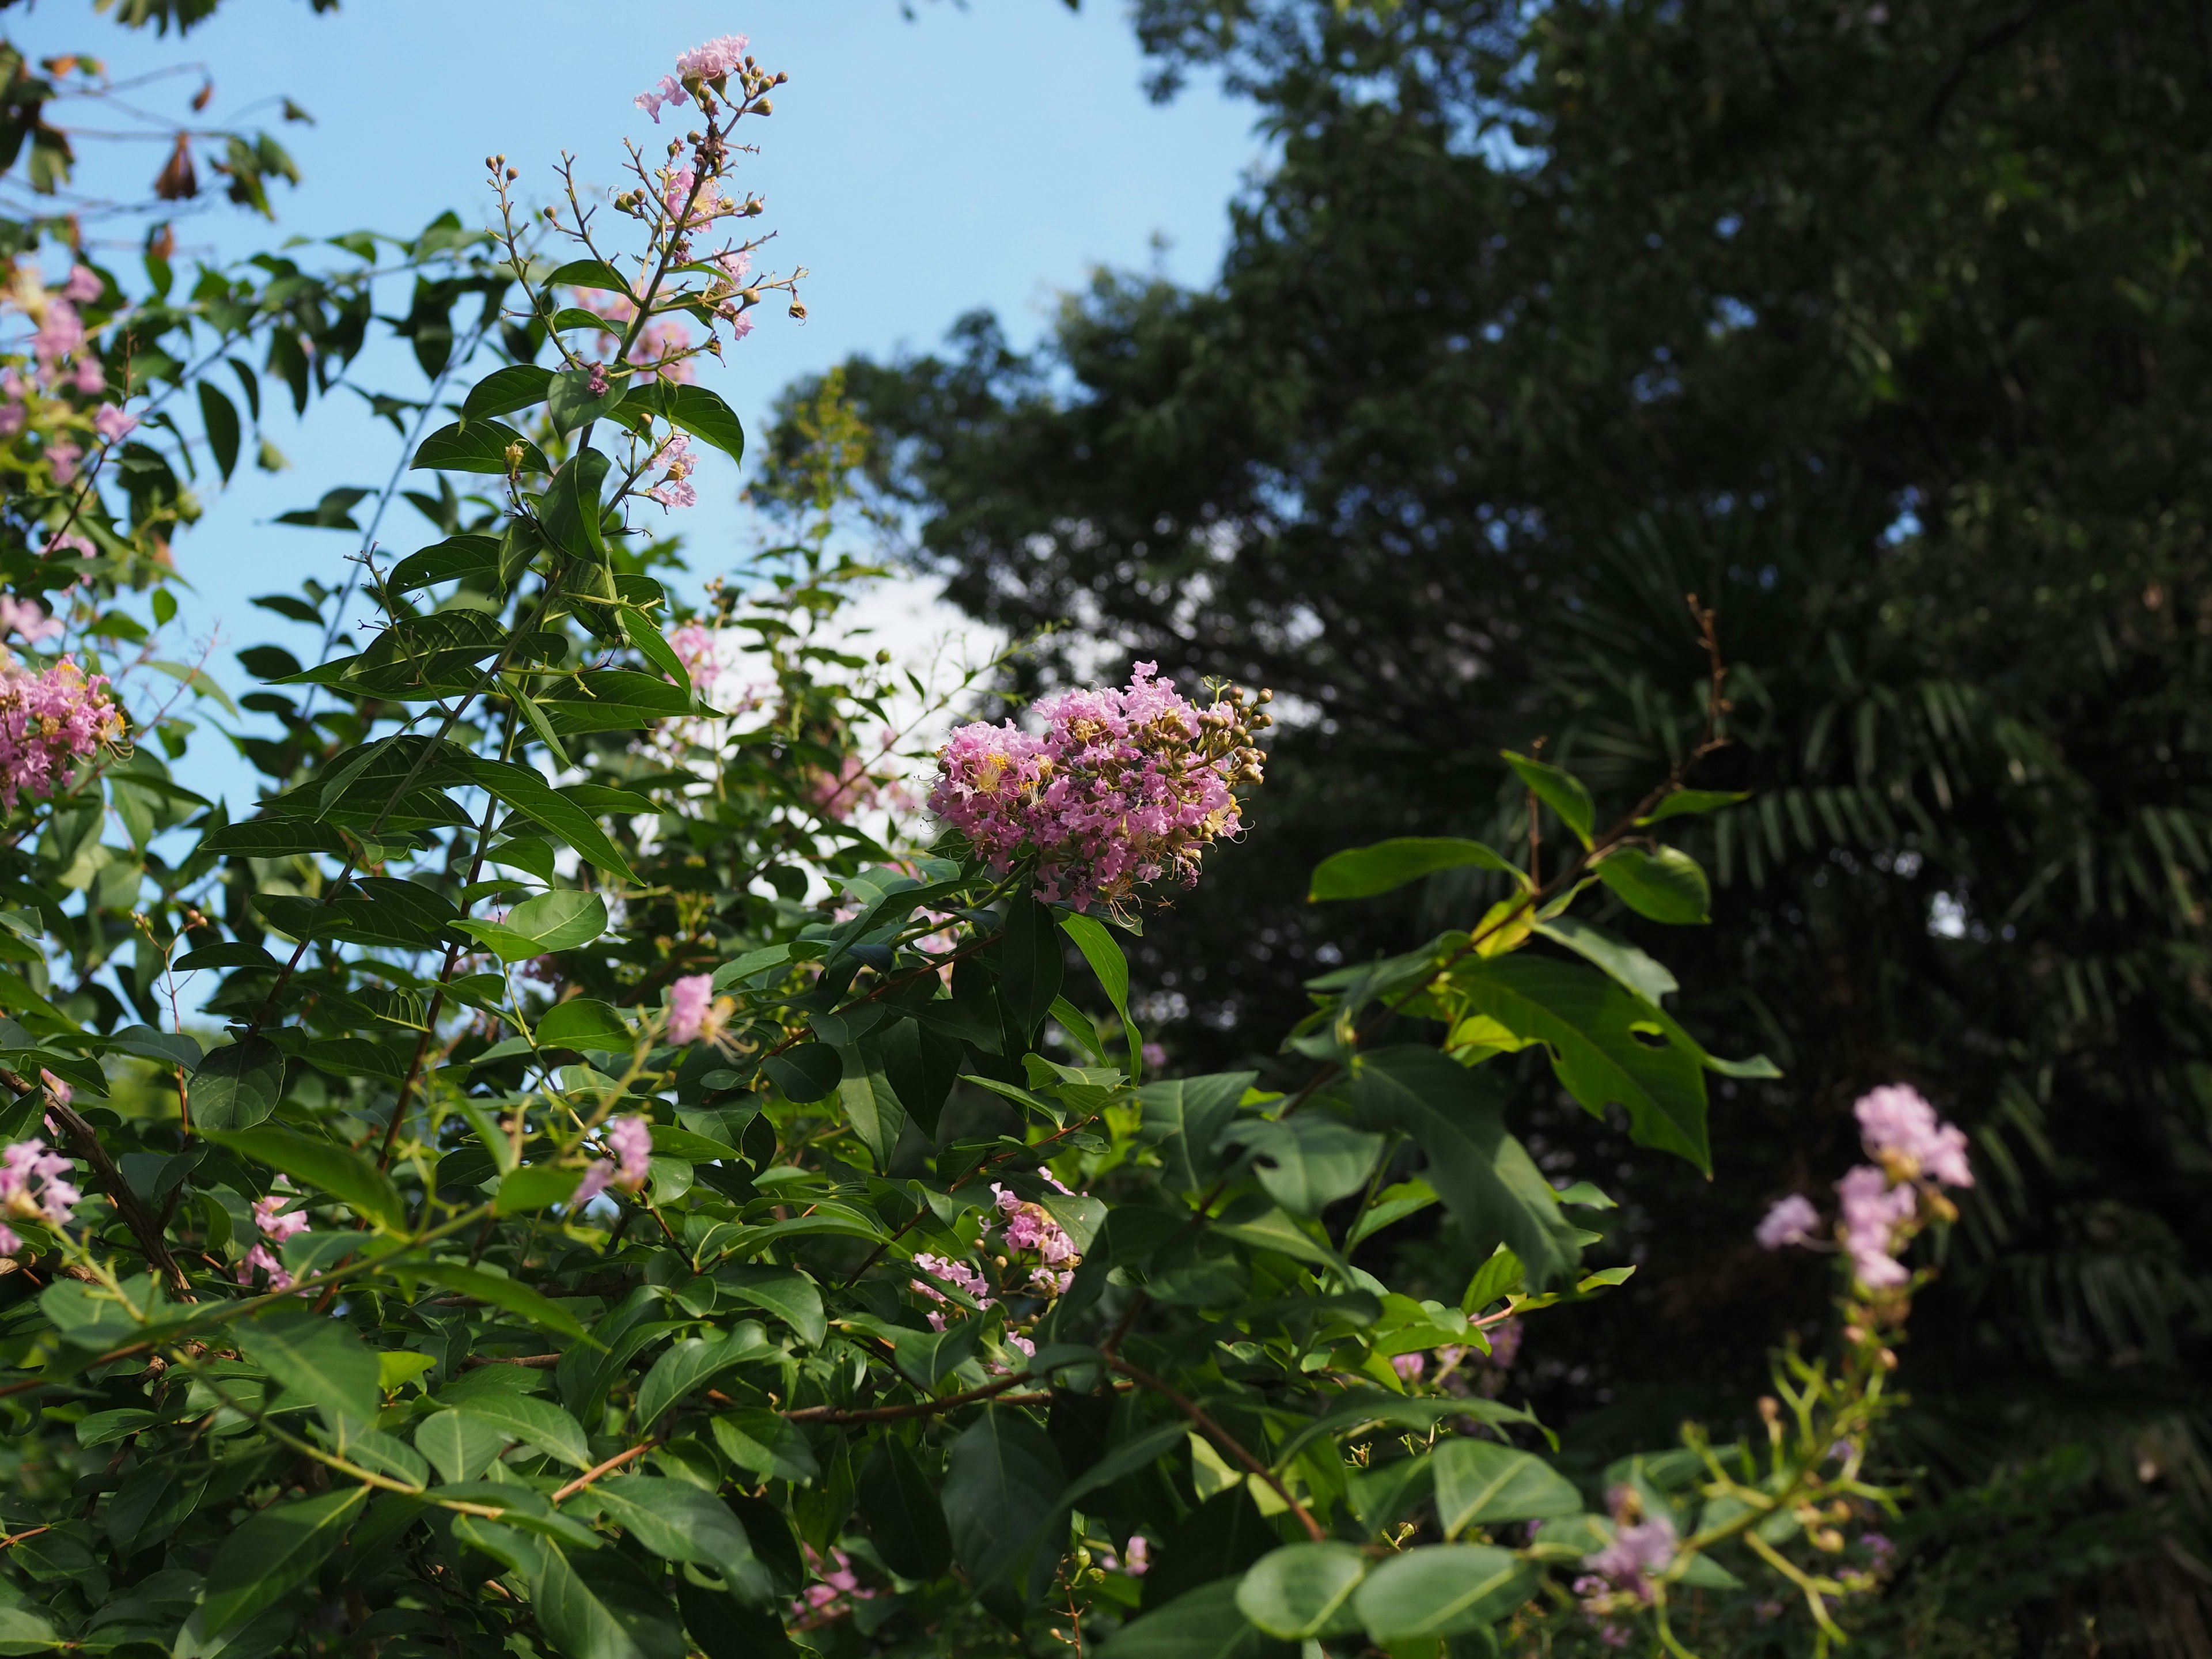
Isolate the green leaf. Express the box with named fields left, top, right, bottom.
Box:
left=543, top=446, right=612, bottom=559
left=412, top=419, right=548, bottom=475
left=465, top=759, right=637, bottom=884
left=620, top=609, right=695, bottom=691
left=1310, top=836, right=1524, bottom=902
left=714, top=1267, right=825, bottom=1349
left=1593, top=844, right=1711, bottom=924
left=388, top=533, right=502, bottom=595
left=590, top=1476, right=760, bottom=1574
left=1449, top=956, right=1711, bottom=1171
left=1638, top=788, right=1749, bottom=825
left=1350, top=1046, right=1584, bottom=1290
left=1502, top=752, right=1595, bottom=847
left=189, top=1035, right=284, bottom=1131
left=1236, top=1542, right=1370, bottom=1639
left=199, top=1484, right=368, bottom=1637
left=206, top=1123, right=406, bottom=1230
left=635, top=1328, right=766, bottom=1430
left=462, top=363, right=554, bottom=425
left=415, top=1408, right=505, bottom=1484
left=530, top=1538, right=685, bottom=1659
left=238, top=1311, right=381, bottom=1426
left=0, top=1606, right=58, bottom=1655
left=1430, top=1440, right=1584, bottom=1537
left=1062, top=911, right=1143, bottom=1075
left=857, top=1438, right=952, bottom=1580
left=548, top=368, right=624, bottom=435
left=453, top=1393, right=594, bottom=1470
left=710, top=1409, right=820, bottom=1484
left=404, top=1261, right=594, bottom=1343
left=547, top=259, right=633, bottom=296
left=198, top=381, right=240, bottom=481
left=999, top=896, right=1064, bottom=1039
left=200, top=817, right=353, bottom=858
left=1138, top=1070, right=1257, bottom=1195
left=943, top=1410, right=1067, bottom=1591
left=1219, top=1115, right=1384, bottom=1218
left=763, top=1044, right=842, bottom=1104
left=1531, top=915, right=1679, bottom=1005
left=536, top=999, right=632, bottom=1051
left=496, top=1164, right=586, bottom=1215
left=662, top=382, right=746, bottom=464
left=1350, top=1544, right=1538, bottom=1641
left=1100, top=1581, right=1289, bottom=1659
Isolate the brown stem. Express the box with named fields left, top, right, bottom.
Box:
left=31, top=1081, right=194, bottom=1300
left=460, top=1353, right=562, bottom=1370
left=782, top=1369, right=1034, bottom=1425
left=550, top=1440, right=649, bottom=1503
left=1105, top=1355, right=1327, bottom=1544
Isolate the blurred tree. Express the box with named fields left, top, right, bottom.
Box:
left=766, top=0, right=2212, bottom=1648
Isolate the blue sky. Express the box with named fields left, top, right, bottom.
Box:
left=17, top=0, right=1258, bottom=809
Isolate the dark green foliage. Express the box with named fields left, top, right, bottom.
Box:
left=784, top=0, right=2212, bottom=1644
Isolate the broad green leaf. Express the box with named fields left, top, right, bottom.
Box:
left=1236, top=1542, right=1370, bottom=1639
left=1309, top=837, right=1523, bottom=902
left=453, top=1393, right=593, bottom=1470
left=1061, top=911, right=1142, bottom=1075
left=404, top=1261, right=594, bottom=1342
left=943, top=1410, right=1066, bottom=1590
left=412, top=419, right=548, bottom=475
left=857, top=1438, right=952, bottom=1580
left=198, top=380, right=240, bottom=480
left=635, top=1327, right=767, bottom=1429
left=203, top=1124, right=406, bottom=1232
left=237, top=1312, right=380, bottom=1426
left=530, top=1538, right=686, bottom=1659
left=1350, top=1543, right=1538, bottom=1641
left=1502, top=752, right=1595, bottom=847
left=461, top=363, right=553, bottom=425
left=548, top=368, right=623, bottom=435
left=466, top=759, right=637, bottom=884
left=1449, top=956, right=1711, bottom=1171
left=1593, top=844, right=1711, bottom=924
left=536, top=999, right=632, bottom=1051
left=189, top=1035, right=284, bottom=1132
left=662, top=382, right=745, bottom=464
left=1351, top=1046, right=1585, bottom=1289
left=1638, top=788, right=1750, bottom=825
left=1099, top=1581, right=1289, bottom=1659
left=763, top=1044, right=842, bottom=1103
left=1430, top=1440, right=1584, bottom=1536
left=415, top=1408, right=505, bottom=1484
left=200, top=817, right=351, bottom=857
left=999, top=896, right=1064, bottom=1039
left=0, top=1607, right=58, bottom=1654
left=590, top=1476, right=760, bottom=1575
left=543, top=446, right=612, bottom=559
left=1532, top=914, right=1679, bottom=1005
left=714, top=1267, right=825, bottom=1349
left=497, top=1163, right=586, bottom=1214
left=1219, top=1115, right=1383, bottom=1218
left=388, top=532, right=501, bottom=595
left=506, top=889, right=610, bottom=955
left=710, top=1409, right=820, bottom=1484
left=1138, top=1070, right=1257, bottom=1195
left=199, top=1484, right=368, bottom=1637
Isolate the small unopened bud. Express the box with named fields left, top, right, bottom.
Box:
left=1812, top=1528, right=1845, bottom=1553
left=1757, top=1395, right=1780, bottom=1425
left=740, top=287, right=760, bottom=305
left=506, top=167, right=519, bottom=182
left=502, top=440, right=524, bottom=474
left=756, top=99, right=774, bottom=116
left=775, top=70, right=789, bottom=84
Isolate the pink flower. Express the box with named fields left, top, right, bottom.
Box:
left=47, top=532, right=94, bottom=559
left=234, top=1241, right=293, bottom=1291
left=668, top=973, right=713, bottom=1043
left=0, top=600, right=63, bottom=648
left=989, top=1181, right=1080, bottom=1281
left=572, top=1160, right=614, bottom=1208
left=1392, top=1352, right=1426, bottom=1381
left=911, top=1251, right=993, bottom=1310
left=253, top=1194, right=309, bottom=1243
left=586, top=361, right=610, bottom=396
left=1854, top=1084, right=1974, bottom=1187
left=0, top=1223, right=20, bottom=1255
left=62, top=266, right=102, bottom=304
left=929, top=663, right=1261, bottom=910
left=1756, top=1192, right=1822, bottom=1250
left=1124, top=1535, right=1150, bottom=1576
left=0, top=656, right=125, bottom=812
left=607, top=1115, right=652, bottom=1187
left=667, top=625, right=718, bottom=688
left=713, top=249, right=752, bottom=285
left=1836, top=1165, right=1919, bottom=1289
left=92, top=403, right=134, bottom=444
left=0, top=403, right=22, bottom=440
left=675, top=35, right=750, bottom=79
left=1141, top=1041, right=1166, bottom=1067
left=635, top=74, right=687, bottom=123
left=33, top=300, right=83, bottom=374
left=0, top=1137, right=79, bottom=1226
left=44, top=440, right=81, bottom=483
left=71, top=357, right=104, bottom=395
left=1583, top=1487, right=1678, bottom=1603
left=36, top=1069, right=70, bottom=1107
left=646, top=431, right=698, bottom=510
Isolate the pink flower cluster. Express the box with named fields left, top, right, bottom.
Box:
left=0, top=654, right=125, bottom=813
left=1756, top=1084, right=1975, bottom=1290
left=573, top=1113, right=654, bottom=1208
left=991, top=1180, right=1080, bottom=1296
left=236, top=1193, right=310, bottom=1291
left=646, top=433, right=698, bottom=510
left=929, top=665, right=1268, bottom=910
left=635, top=36, right=749, bottom=122
left=2, top=264, right=143, bottom=487
left=0, top=1137, right=81, bottom=1252
left=0, top=599, right=63, bottom=647
left=1579, top=1486, right=1679, bottom=1607
left=568, top=290, right=696, bottom=386
left=793, top=1544, right=874, bottom=1623
left=1096, top=1536, right=1151, bottom=1576
left=911, top=1251, right=993, bottom=1330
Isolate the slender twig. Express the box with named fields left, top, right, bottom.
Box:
left=551, top=1441, right=650, bottom=1503
left=1104, top=1355, right=1327, bottom=1544
left=33, top=1082, right=193, bottom=1298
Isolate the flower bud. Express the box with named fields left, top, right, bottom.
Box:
left=756, top=99, right=774, bottom=116
left=789, top=300, right=808, bottom=320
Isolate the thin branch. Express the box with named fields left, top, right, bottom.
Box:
left=1105, top=1355, right=1327, bottom=1544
